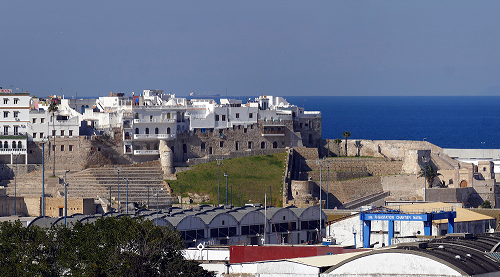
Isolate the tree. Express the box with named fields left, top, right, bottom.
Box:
left=354, top=140, right=363, bottom=157
left=418, top=164, right=442, bottom=186
left=482, top=200, right=492, bottom=209
left=48, top=101, right=58, bottom=176
left=0, top=217, right=212, bottom=277
left=342, top=131, right=351, bottom=157
left=333, top=138, right=342, bottom=157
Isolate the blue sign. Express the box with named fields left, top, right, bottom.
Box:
left=361, top=213, right=430, bottom=221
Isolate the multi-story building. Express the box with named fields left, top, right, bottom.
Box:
left=0, top=88, right=29, bottom=164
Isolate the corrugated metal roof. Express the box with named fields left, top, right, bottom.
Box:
left=394, top=202, right=494, bottom=223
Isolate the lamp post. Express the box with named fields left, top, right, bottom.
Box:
left=481, top=142, right=485, bottom=158
left=14, top=154, right=19, bottom=215
left=114, top=167, right=121, bottom=212
left=224, top=173, right=229, bottom=205
left=326, top=162, right=330, bottom=209
left=217, top=159, right=223, bottom=206
left=123, top=178, right=129, bottom=213
left=41, top=140, right=47, bottom=216
left=107, top=186, right=112, bottom=212
left=64, top=170, right=70, bottom=226
left=422, top=156, right=430, bottom=201
left=152, top=188, right=163, bottom=226
left=316, top=159, right=323, bottom=240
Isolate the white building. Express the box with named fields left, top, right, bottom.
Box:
left=0, top=89, right=29, bottom=164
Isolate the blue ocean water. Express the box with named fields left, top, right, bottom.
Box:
left=285, top=96, right=500, bottom=149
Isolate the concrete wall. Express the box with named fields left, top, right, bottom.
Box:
left=45, top=198, right=95, bottom=217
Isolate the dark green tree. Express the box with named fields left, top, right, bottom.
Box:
left=342, top=131, right=351, bottom=157
left=481, top=200, right=492, bottom=209
left=418, top=164, right=442, bottom=187
left=0, top=217, right=212, bottom=277
left=48, top=101, right=58, bottom=176
left=333, top=138, right=342, bottom=157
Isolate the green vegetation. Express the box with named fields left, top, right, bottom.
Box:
left=0, top=217, right=211, bottom=276
left=482, top=200, right=492, bottom=209
left=418, top=164, right=442, bottom=185
left=168, top=152, right=287, bottom=207
left=333, top=138, right=342, bottom=156
left=342, top=131, right=351, bottom=157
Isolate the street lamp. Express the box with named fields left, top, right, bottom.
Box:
left=224, top=173, right=229, bottom=205
left=217, top=159, right=223, bottom=206
left=114, top=167, right=121, bottom=212
left=422, top=156, right=430, bottom=201
left=41, top=140, right=47, bottom=217
left=316, top=159, right=323, bottom=240
left=14, top=154, right=19, bottom=215
left=152, top=188, right=163, bottom=226
left=107, top=186, right=112, bottom=212
left=123, top=178, right=129, bottom=213
left=64, top=169, right=70, bottom=226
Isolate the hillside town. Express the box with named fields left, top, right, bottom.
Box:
left=2, top=87, right=500, bottom=276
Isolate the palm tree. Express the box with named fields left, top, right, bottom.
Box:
left=418, top=164, right=441, bottom=187
left=333, top=138, right=342, bottom=157
left=354, top=140, right=363, bottom=157
left=48, top=101, right=58, bottom=176
left=342, top=131, right=351, bottom=157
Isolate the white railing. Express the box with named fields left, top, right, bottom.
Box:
left=133, top=134, right=176, bottom=140
left=133, top=150, right=159, bottom=155
left=133, top=118, right=176, bottom=124
left=0, top=148, right=27, bottom=153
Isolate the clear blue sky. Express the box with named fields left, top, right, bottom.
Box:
left=2, top=1, right=500, bottom=98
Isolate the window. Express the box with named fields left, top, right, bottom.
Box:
left=249, top=113, right=253, bottom=118
left=32, top=118, right=36, bottom=123
left=135, top=128, right=139, bottom=134
left=18, top=141, right=22, bottom=149
left=261, top=141, right=265, bottom=149
left=14, top=126, right=18, bottom=135
left=215, top=115, right=219, bottom=121
left=13, top=111, right=18, bottom=118
left=183, top=144, right=187, bottom=153
left=69, top=130, right=73, bottom=136
left=40, top=118, right=45, bottom=123
left=145, top=128, right=149, bottom=134
left=60, top=130, right=64, bottom=136
left=40, top=132, right=44, bottom=138
left=12, top=141, right=16, bottom=149
left=235, top=141, right=239, bottom=151
left=69, top=145, right=73, bottom=151
left=201, top=128, right=206, bottom=133
left=236, top=113, right=240, bottom=118
left=3, top=126, right=8, bottom=135
left=248, top=141, right=252, bottom=149
left=155, top=128, right=159, bottom=134
left=52, top=130, right=56, bottom=136
left=220, top=141, right=224, bottom=147
left=3, top=99, right=7, bottom=104
left=244, top=128, right=247, bottom=133
left=33, top=133, right=37, bottom=138
left=273, top=141, right=278, bottom=148
left=3, top=111, right=7, bottom=118
left=201, top=142, right=205, bottom=150
left=61, top=145, right=64, bottom=151
left=14, top=99, right=18, bottom=104
left=222, top=115, right=226, bottom=121
left=167, top=127, right=171, bottom=134
left=3, top=141, right=7, bottom=148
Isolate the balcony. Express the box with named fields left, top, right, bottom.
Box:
left=0, top=132, right=28, bottom=139
left=261, top=126, right=285, bottom=136
left=0, top=148, right=27, bottom=154
left=133, top=118, right=175, bottom=124
left=133, top=134, right=176, bottom=140
left=133, top=150, right=159, bottom=155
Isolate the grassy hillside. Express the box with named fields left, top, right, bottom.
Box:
left=168, top=152, right=287, bottom=207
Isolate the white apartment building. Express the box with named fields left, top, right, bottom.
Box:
left=0, top=89, right=29, bottom=164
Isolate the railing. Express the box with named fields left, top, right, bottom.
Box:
left=0, top=148, right=27, bottom=153
left=133, top=134, right=176, bottom=140
left=0, top=132, right=27, bottom=138
left=261, top=129, right=285, bottom=136
left=133, top=118, right=175, bottom=124
left=133, top=150, right=159, bottom=155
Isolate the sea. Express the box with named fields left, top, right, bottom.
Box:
left=284, top=96, right=500, bottom=150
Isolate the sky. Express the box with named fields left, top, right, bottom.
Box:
left=2, top=1, right=500, bottom=98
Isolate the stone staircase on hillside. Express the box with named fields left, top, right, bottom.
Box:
left=65, top=166, right=175, bottom=208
